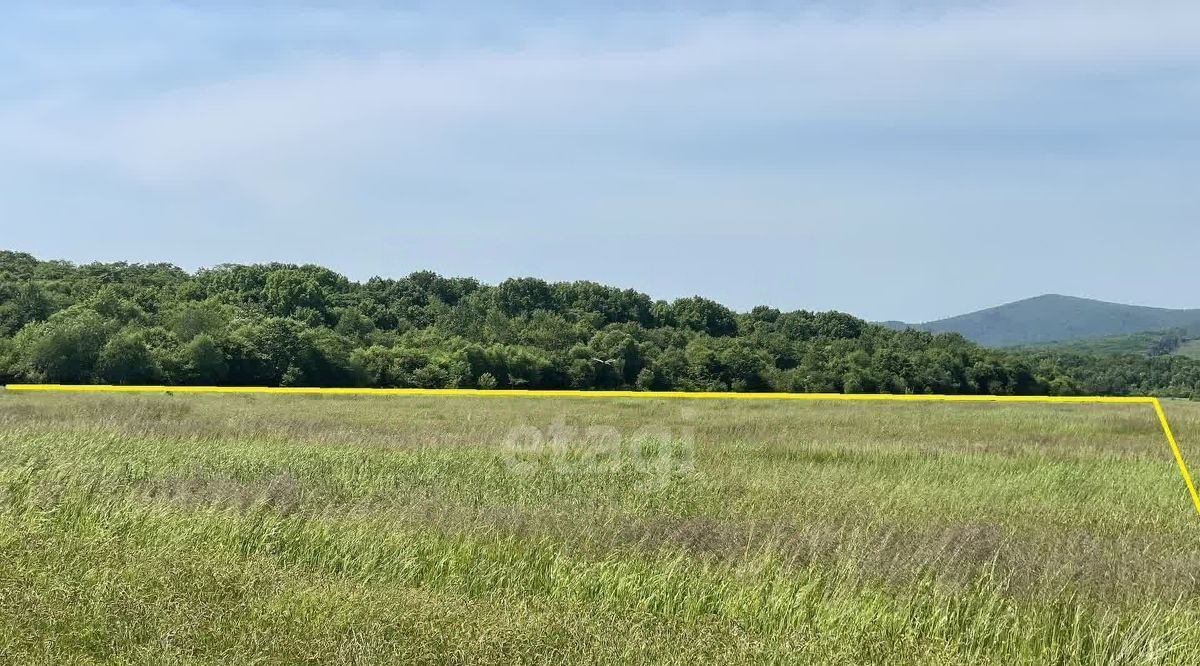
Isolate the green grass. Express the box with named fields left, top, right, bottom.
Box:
left=1177, top=340, right=1200, bottom=360
left=1, top=392, right=1199, bottom=664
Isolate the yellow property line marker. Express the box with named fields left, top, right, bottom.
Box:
left=5, top=384, right=1199, bottom=515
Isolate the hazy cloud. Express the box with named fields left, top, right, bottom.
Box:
left=2, top=1, right=1198, bottom=319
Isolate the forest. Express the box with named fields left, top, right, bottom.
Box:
left=2, top=251, right=1199, bottom=398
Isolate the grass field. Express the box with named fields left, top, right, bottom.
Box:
left=1178, top=340, right=1200, bottom=360
left=1, top=391, right=1199, bottom=664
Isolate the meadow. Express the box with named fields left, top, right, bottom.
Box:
left=1178, top=340, right=1200, bottom=361
left=1, top=391, right=1198, bottom=664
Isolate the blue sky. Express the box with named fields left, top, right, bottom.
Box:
left=1, top=1, right=1197, bottom=322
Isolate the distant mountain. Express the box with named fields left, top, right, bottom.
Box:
left=885, top=295, right=1200, bottom=347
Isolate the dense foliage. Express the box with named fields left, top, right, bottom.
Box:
left=1018, top=329, right=1194, bottom=357
left=2, top=251, right=1198, bottom=397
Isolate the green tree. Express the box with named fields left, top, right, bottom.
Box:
left=635, top=367, right=657, bottom=391
left=168, top=299, right=231, bottom=342
left=670, top=297, right=738, bottom=337
left=334, top=308, right=376, bottom=340
left=13, top=308, right=111, bottom=383
left=0, top=283, right=52, bottom=335
left=495, top=277, right=556, bottom=316
left=226, top=317, right=309, bottom=385
left=0, top=337, right=18, bottom=383
left=97, top=332, right=161, bottom=384
left=295, top=328, right=361, bottom=386
left=184, top=334, right=228, bottom=384
left=3, top=250, right=1200, bottom=397
left=264, top=269, right=327, bottom=319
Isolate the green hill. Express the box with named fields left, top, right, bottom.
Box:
left=1019, top=329, right=1190, bottom=356
left=890, top=295, right=1200, bottom=347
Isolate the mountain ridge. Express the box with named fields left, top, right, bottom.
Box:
left=883, top=294, right=1200, bottom=347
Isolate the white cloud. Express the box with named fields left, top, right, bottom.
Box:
left=1, top=0, right=1198, bottom=208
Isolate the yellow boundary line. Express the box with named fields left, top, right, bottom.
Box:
left=5, top=384, right=1199, bottom=515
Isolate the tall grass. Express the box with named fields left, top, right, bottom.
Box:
left=1, top=392, right=1198, bottom=664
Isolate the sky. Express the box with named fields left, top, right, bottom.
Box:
left=1, top=1, right=1197, bottom=323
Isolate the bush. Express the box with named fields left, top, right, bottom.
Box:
left=97, top=332, right=161, bottom=384
left=12, top=308, right=112, bottom=383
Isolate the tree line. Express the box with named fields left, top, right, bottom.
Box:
left=1, top=251, right=1198, bottom=398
